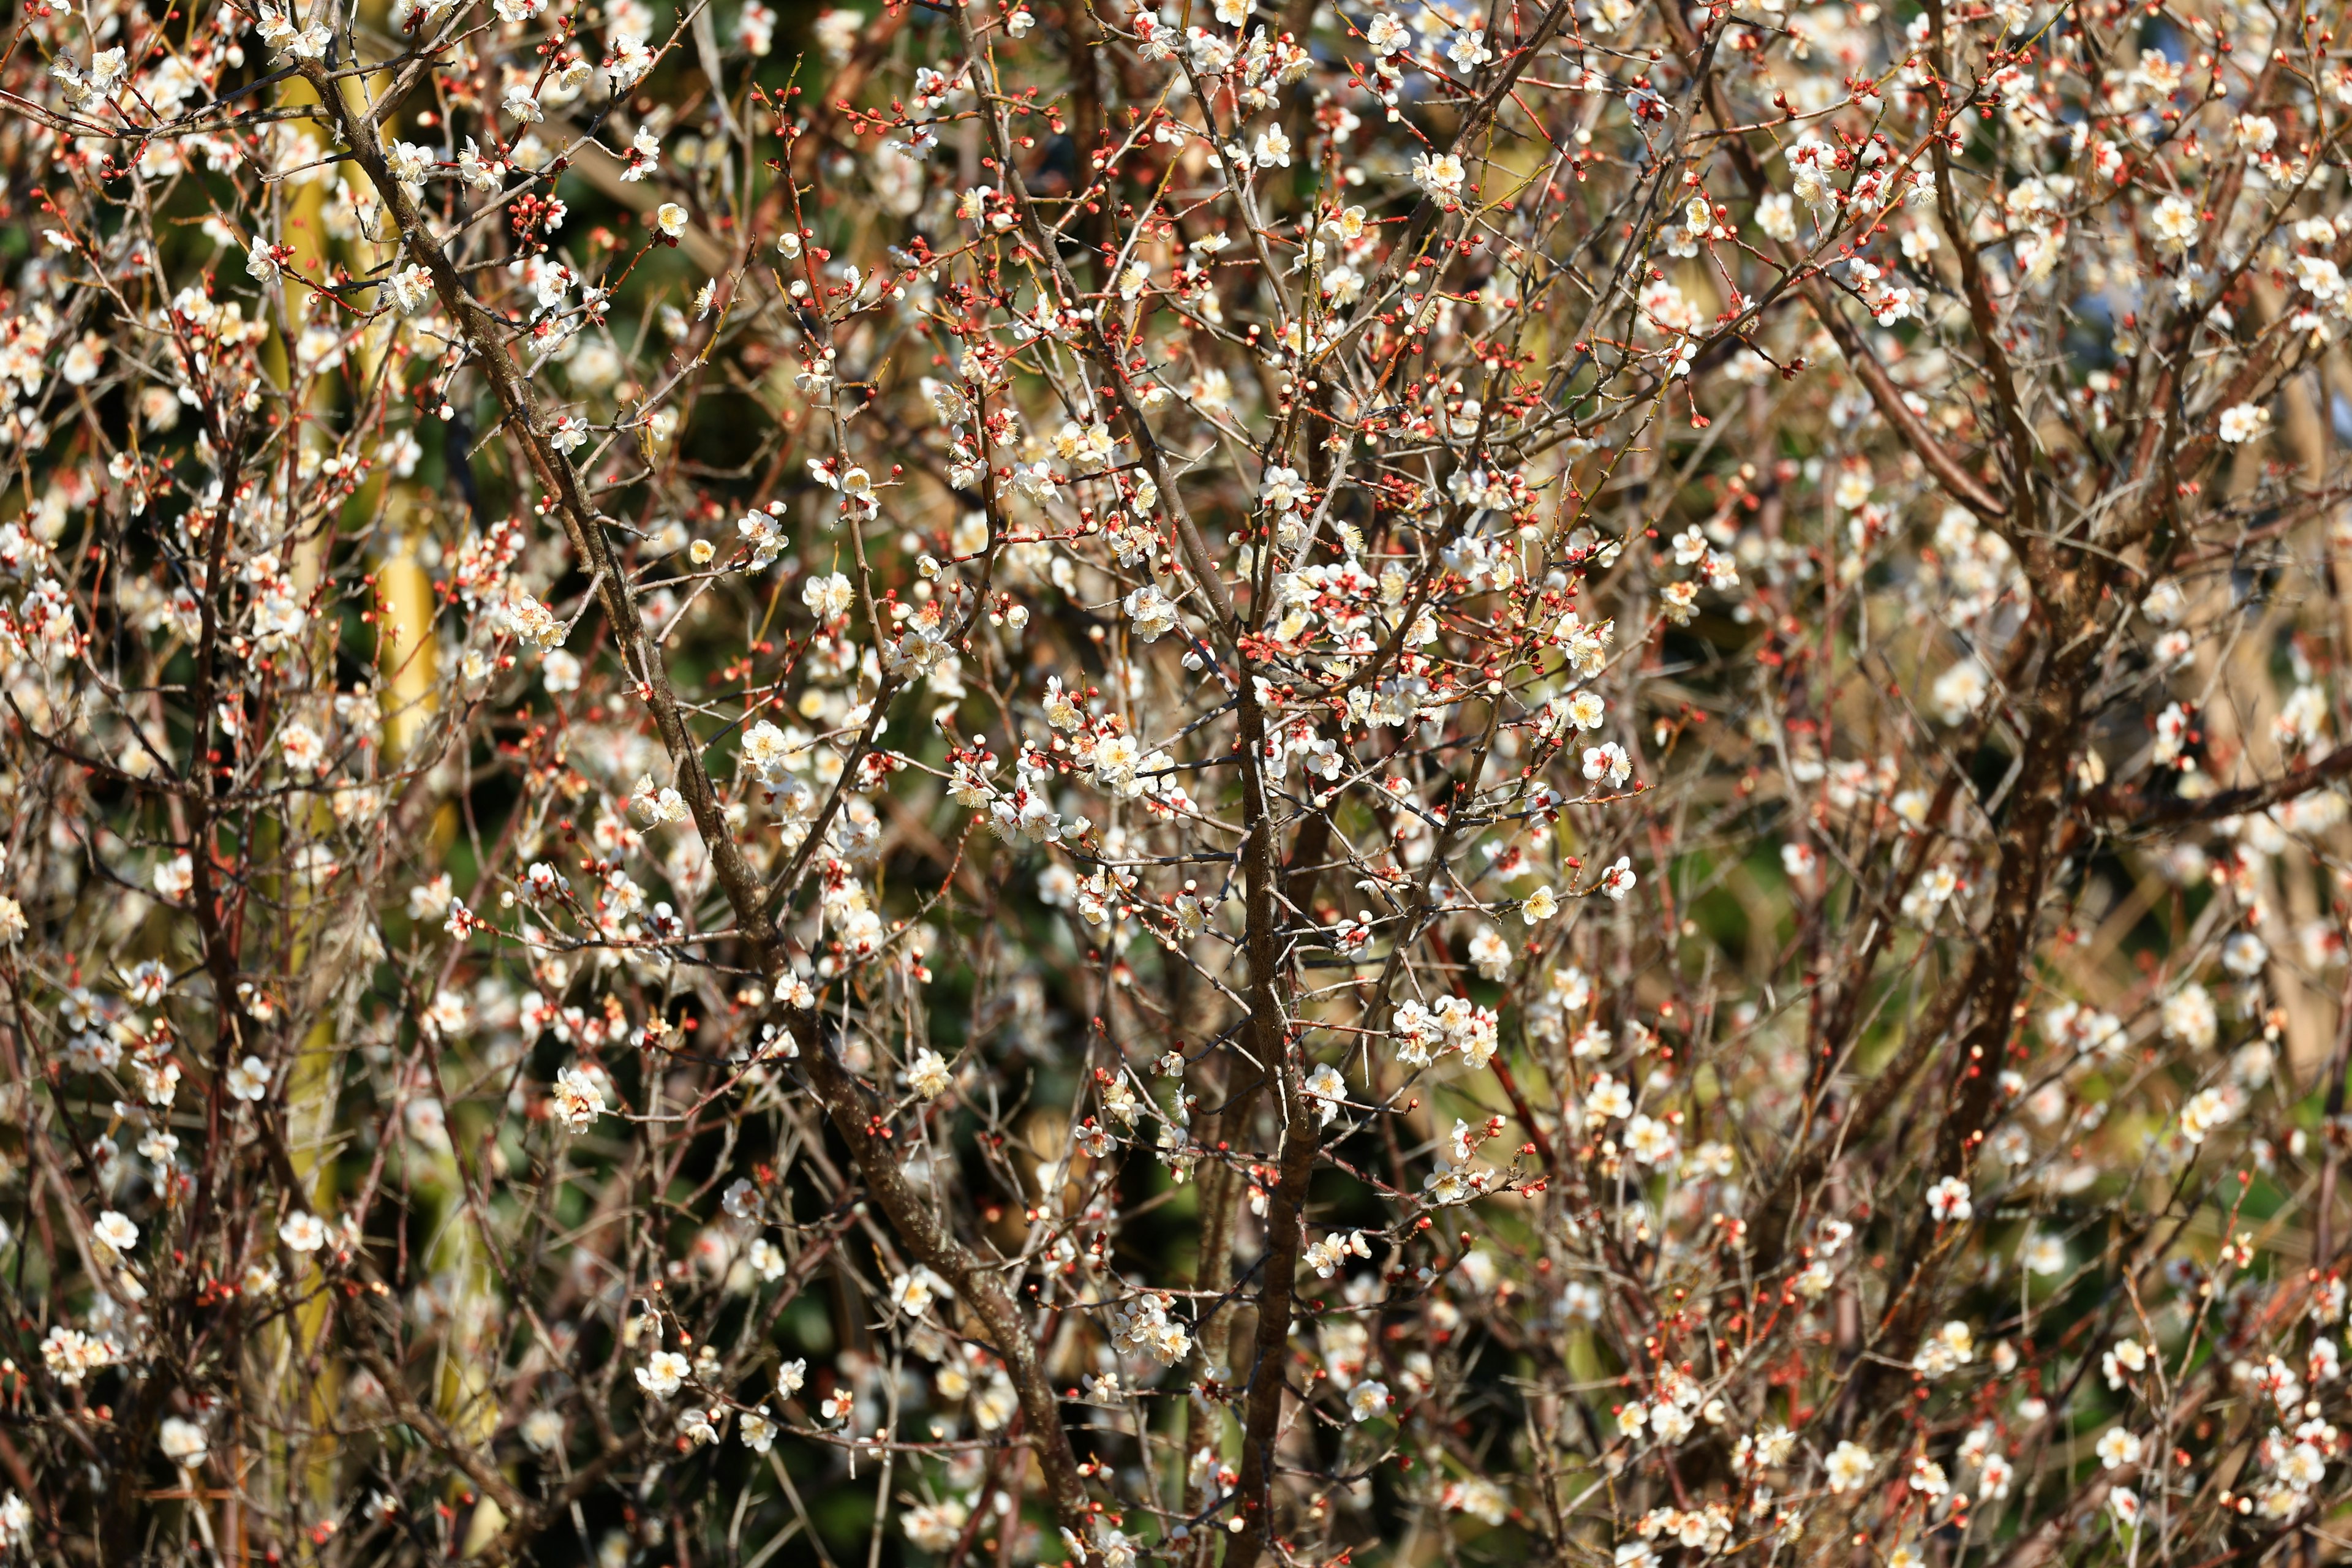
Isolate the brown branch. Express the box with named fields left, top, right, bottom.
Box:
left=2089, top=739, right=2352, bottom=826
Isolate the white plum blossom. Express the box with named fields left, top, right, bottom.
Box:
left=551, top=1065, right=608, bottom=1128
left=279, top=1212, right=329, bottom=1253
left=159, top=1418, right=209, bottom=1470
left=905, top=1048, right=954, bottom=1099
left=1926, top=1177, right=1973, bottom=1224
left=2163, top=984, right=2218, bottom=1050
left=638, top=1349, right=691, bottom=1398
left=1412, top=153, right=1466, bottom=198
left=2218, top=403, right=2272, bottom=443
left=1825, top=1441, right=1874, bottom=1493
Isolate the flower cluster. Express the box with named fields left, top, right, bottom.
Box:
left=3, top=0, right=2352, bottom=1556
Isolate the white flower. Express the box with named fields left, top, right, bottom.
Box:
left=94, top=1209, right=139, bottom=1262
left=408, top=875, right=453, bottom=919
left=227, top=1055, right=270, bottom=1101
left=2156, top=693, right=2193, bottom=761
left=553, top=1065, right=608, bottom=1129
left=156, top=853, right=194, bottom=901
left=2139, top=582, right=2187, bottom=628
left=2151, top=195, right=2199, bottom=254
left=1931, top=658, right=1989, bottom=724
left=2179, top=1085, right=2235, bottom=1143
left=424, top=988, right=467, bottom=1038
left=637, top=1349, right=691, bottom=1398
left=521, top=1409, right=567, bottom=1452
left=0, top=898, right=25, bottom=944
left=1926, top=1176, right=1973, bottom=1223
left=1349, top=1379, right=1392, bottom=1420
left=457, top=138, right=505, bottom=190
left=1412, top=152, right=1466, bottom=198
left=657, top=203, right=688, bottom=239
left=905, top=1499, right=971, bottom=1551
left=2294, top=254, right=2344, bottom=302
left=1125, top=582, right=1178, bottom=641
left=138, top=1059, right=181, bottom=1107
left=605, top=32, right=653, bottom=88
left=2222, top=932, right=2269, bottom=977
left=891, top=1266, right=947, bottom=1317
left=1909, top=1319, right=1975, bottom=1381
left=1825, top=1439, right=1874, bottom=1493
left=2162, top=982, right=2217, bottom=1050
left=385, top=139, right=433, bottom=186
left=1599, top=856, right=1637, bottom=900
left=42, top=1325, right=113, bottom=1385
left=685, top=1406, right=725, bottom=1447
left=736, top=0, right=775, bottom=52
left=2280, top=1441, right=2326, bottom=1489
left=61, top=334, right=104, bottom=386
left=2097, top=1428, right=2143, bottom=1469
left=1468, top=924, right=1512, bottom=980
left=1583, top=1071, right=1633, bottom=1126
left=257, top=1, right=333, bottom=59
left=1625, top=1114, right=1678, bottom=1166
left=1304, top=1063, right=1347, bottom=1125
left=620, top=124, right=661, bottom=182
left=813, top=5, right=861, bottom=57
left=905, top=1048, right=954, bottom=1099
left=279, top=720, right=326, bottom=774
left=2218, top=402, right=2271, bottom=443
left=1261, top=465, right=1306, bottom=512
left=1757, top=192, right=1796, bottom=241
left=159, top=1417, right=209, bottom=1469
left=1582, top=742, right=1630, bottom=787
left=802, top=571, right=854, bottom=619
left=1789, top=142, right=1836, bottom=214
left=279, top=1211, right=328, bottom=1252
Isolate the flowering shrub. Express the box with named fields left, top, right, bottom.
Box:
left=4, top=0, right=2352, bottom=1558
